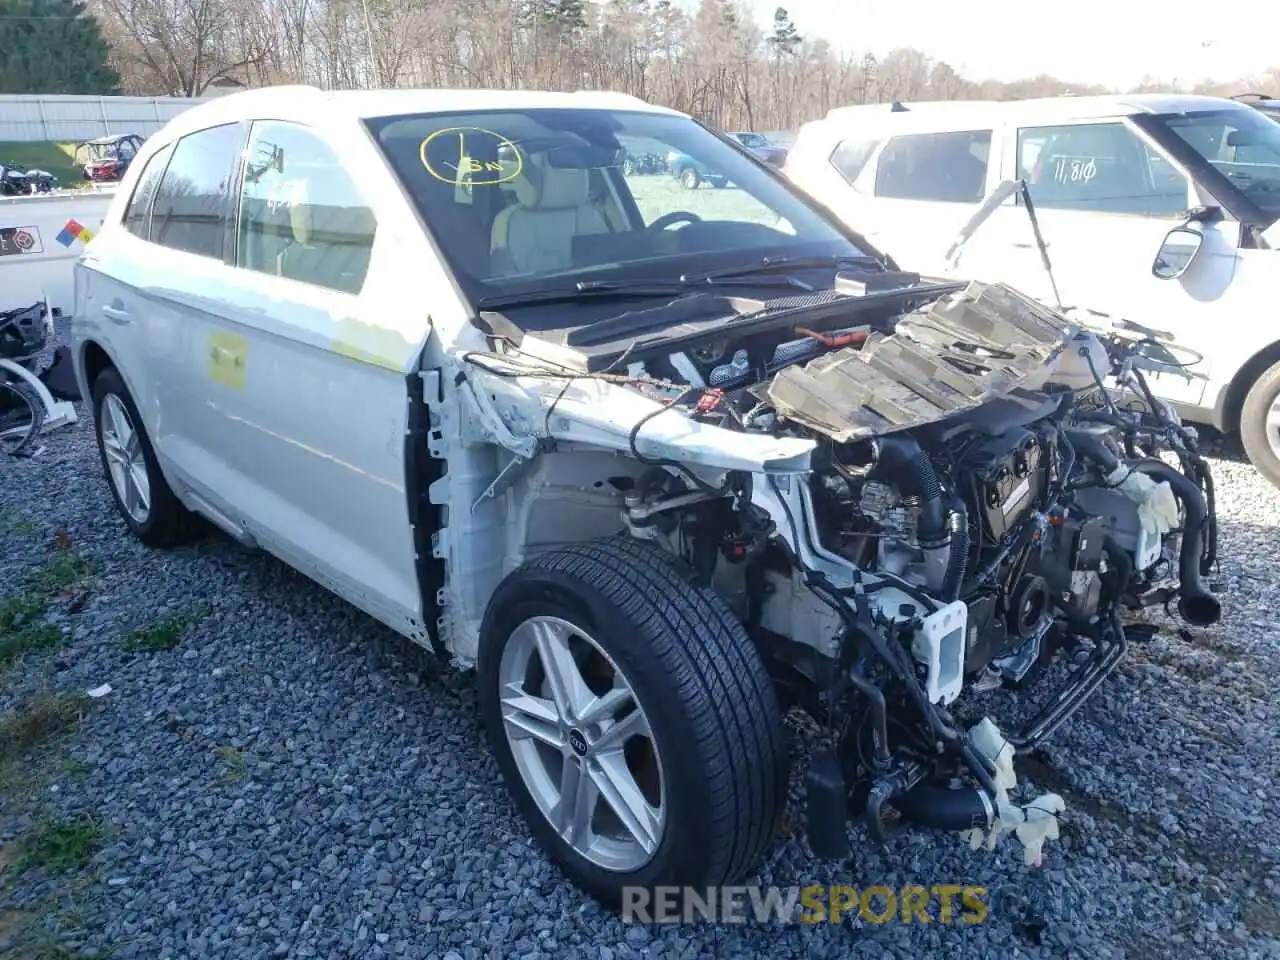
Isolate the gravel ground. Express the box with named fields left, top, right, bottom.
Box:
left=3, top=330, right=1280, bottom=959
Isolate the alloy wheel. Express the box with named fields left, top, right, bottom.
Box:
left=496, top=615, right=665, bottom=873
left=100, top=393, right=151, bottom=524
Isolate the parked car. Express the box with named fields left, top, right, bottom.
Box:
left=730, top=131, right=788, bottom=167
left=74, top=134, right=146, bottom=183
left=783, top=93, right=1280, bottom=486
left=664, top=147, right=727, bottom=189
left=72, top=86, right=1217, bottom=908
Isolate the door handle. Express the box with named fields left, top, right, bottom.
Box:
left=101, top=304, right=130, bottom=324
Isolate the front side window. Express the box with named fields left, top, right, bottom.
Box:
left=235, top=121, right=377, bottom=295
left=873, top=130, right=991, bottom=203
left=122, top=143, right=173, bottom=239
left=366, top=108, right=864, bottom=304
left=150, top=123, right=244, bottom=259
left=1142, top=107, right=1280, bottom=223
left=1017, top=122, right=1189, bottom=217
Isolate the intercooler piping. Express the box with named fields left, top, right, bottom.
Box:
left=871, top=435, right=948, bottom=549
left=891, top=782, right=995, bottom=834
left=941, top=493, right=969, bottom=601
left=1129, top=459, right=1221, bottom=627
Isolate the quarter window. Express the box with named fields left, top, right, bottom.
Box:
left=122, top=143, right=173, bottom=240
left=235, top=121, right=376, bottom=295
left=873, top=130, right=992, bottom=202
left=1017, top=122, right=1189, bottom=216
left=150, top=123, right=244, bottom=259
left=829, top=138, right=879, bottom=187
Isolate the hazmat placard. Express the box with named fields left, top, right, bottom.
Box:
left=0, top=225, right=44, bottom=257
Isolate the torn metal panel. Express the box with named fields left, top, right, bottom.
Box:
left=767, top=281, right=1076, bottom=442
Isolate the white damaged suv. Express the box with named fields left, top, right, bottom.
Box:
left=72, top=86, right=1219, bottom=906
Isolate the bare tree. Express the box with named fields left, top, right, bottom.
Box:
left=88, top=0, right=1273, bottom=132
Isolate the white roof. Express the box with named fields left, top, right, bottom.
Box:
left=824, top=93, right=1250, bottom=125
left=157, top=85, right=680, bottom=140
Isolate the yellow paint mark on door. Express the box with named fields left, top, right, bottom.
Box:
left=207, top=330, right=248, bottom=391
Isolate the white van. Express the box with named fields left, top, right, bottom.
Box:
left=783, top=95, right=1280, bottom=485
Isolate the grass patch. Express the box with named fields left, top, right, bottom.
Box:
left=0, top=592, right=60, bottom=669
left=0, top=510, right=37, bottom=536
left=0, top=141, right=84, bottom=187
left=0, top=547, right=100, bottom=670
left=0, top=692, right=86, bottom=765
left=18, top=813, right=103, bottom=874
left=123, top=604, right=210, bottom=654
left=214, top=745, right=245, bottom=783
left=30, top=549, right=100, bottom=597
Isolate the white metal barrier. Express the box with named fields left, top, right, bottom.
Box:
left=0, top=190, right=115, bottom=315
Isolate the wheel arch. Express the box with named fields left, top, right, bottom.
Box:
left=1217, top=338, right=1280, bottom=434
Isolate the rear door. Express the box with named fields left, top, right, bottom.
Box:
left=852, top=126, right=1000, bottom=274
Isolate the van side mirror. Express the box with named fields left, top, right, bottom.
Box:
left=1152, top=226, right=1204, bottom=280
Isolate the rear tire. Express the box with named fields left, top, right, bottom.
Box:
left=1239, top=360, right=1280, bottom=490
left=91, top=367, right=200, bottom=547
left=478, top=536, right=788, bottom=910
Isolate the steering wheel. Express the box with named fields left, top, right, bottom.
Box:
left=646, top=211, right=702, bottom=233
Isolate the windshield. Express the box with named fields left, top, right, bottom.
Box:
left=1146, top=107, right=1280, bottom=221
left=365, top=108, right=867, bottom=305
left=735, top=133, right=768, bottom=147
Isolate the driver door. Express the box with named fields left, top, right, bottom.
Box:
left=965, top=118, right=1240, bottom=406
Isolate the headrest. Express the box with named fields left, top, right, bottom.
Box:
left=513, top=152, right=590, bottom=210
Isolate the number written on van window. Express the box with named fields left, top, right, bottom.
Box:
left=149, top=123, right=245, bottom=259
left=235, top=121, right=377, bottom=296
left=1016, top=122, right=1189, bottom=216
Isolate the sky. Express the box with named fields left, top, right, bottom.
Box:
left=702, top=1, right=1280, bottom=91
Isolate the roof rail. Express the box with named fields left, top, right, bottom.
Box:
left=1231, top=92, right=1273, bottom=103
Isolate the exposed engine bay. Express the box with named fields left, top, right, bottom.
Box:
left=455, top=277, right=1221, bottom=865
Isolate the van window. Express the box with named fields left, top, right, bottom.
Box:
left=829, top=138, right=879, bottom=187
left=873, top=130, right=991, bottom=202
left=1017, top=122, right=1188, bottom=216
left=235, top=121, right=377, bottom=295
left=122, top=143, right=173, bottom=239
left=150, top=123, right=244, bottom=259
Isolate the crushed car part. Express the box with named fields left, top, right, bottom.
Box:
left=460, top=275, right=1220, bottom=877
left=0, top=301, right=77, bottom=455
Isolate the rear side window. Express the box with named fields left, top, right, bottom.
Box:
left=150, top=123, right=244, bottom=260
left=234, top=120, right=377, bottom=295
left=873, top=130, right=992, bottom=203
left=829, top=138, right=879, bottom=187
left=122, top=143, right=173, bottom=239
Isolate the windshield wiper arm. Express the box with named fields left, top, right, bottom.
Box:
left=477, top=272, right=812, bottom=310
left=476, top=283, right=691, bottom=310
left=680, top=254, right=886, bottom=285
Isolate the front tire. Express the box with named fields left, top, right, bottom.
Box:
left=680, top=168, right=701, bottom=190
left=478, top=536, right=787, bottom=909
left=91, top=367, right=199, bottom=547
left=1239, top=360, right=1280, bottom=489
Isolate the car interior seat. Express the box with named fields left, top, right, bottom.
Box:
left=490, top=151, right=611, bottom=276
left=276, top=178, right=376, bottom=295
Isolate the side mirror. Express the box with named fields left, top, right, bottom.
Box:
left=1152, top=226, right=1204, bottom=280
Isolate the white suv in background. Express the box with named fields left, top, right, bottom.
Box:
left=783, top=94, right=1280, bottom=485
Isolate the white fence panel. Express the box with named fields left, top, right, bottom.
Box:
left=0, top=95, right=211, bottom=142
